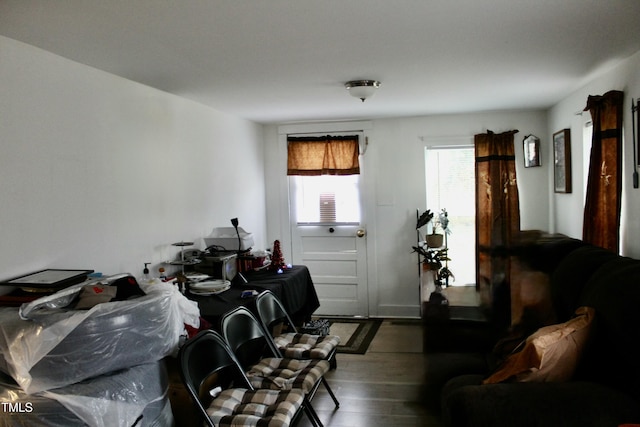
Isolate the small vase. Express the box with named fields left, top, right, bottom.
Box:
left=426, top=233, right=444, bottom=248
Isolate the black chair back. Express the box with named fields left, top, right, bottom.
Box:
left=255, top=290, right=298, bottom=334
left=178, top=330, right=251, bottom=427
left=221, top=306, right=282, bottom=368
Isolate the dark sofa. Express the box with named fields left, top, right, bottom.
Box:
left=441, top=240, right=640, bottom=427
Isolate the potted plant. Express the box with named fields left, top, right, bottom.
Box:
left=417, top=208, right=450, bottom=248
left=411, top=245, right=454, bottom=288
left=414, top=208, right=454, bottom=288
left=416, top=209, right=434, bottom=230
left=426, top=232, right=444, bottom=249
left=431, top=208, right=453, bottom=247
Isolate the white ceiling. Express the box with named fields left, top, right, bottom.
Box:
left=2, top=0, right=640, bottom=124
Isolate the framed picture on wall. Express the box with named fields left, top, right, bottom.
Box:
left=523, top=134, right=541, bottom=168
left=553, top=129, right=572, bottom=193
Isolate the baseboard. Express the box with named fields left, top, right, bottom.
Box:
left=376, top=304, right=421, bottom=318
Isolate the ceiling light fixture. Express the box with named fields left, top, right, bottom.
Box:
left=345, top=80, right=381, bottom=102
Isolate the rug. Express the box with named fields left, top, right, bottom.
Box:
left=327, top=318, right=383, bottom=354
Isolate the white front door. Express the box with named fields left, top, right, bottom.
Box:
left=291, top=224, right=368, bottom=316
left=289, top=162, right=369, bottom=317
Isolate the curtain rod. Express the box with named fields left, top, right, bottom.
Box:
left=419, top=135, right=472, bottom=142
left=426, top=144, right=474, bottom=150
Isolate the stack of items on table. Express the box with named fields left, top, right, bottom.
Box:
left=0, top=273, right=200, bottom=426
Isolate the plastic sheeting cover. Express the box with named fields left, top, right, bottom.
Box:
left=0, top=361, right=173, bottom=427
left=0, top=277, right=199, bottom=394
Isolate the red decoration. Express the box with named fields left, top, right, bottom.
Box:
left=269, top=240, right=287, bottom=272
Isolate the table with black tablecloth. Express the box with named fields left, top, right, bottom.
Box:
left=187, top=265, right=320, bottom=328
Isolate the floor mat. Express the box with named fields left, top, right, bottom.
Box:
left=328, top=318, right=383, bottom=354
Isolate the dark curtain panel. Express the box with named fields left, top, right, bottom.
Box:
left=475, top=130, right=520, bottom=327
left=287, top=135, right=360, bottom=176
left=582, top=90, right=624, bottom=253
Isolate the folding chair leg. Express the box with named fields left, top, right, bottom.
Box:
left=303, top=396, right=324, bottom=427
left=321, top=377, right=340, bottom=408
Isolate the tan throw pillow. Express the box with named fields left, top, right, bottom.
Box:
left=483, top=306, right=595, bottom=384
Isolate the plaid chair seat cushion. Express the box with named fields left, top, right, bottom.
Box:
left=274, top=333, right=340, bottom=359
left=246, top=358, right=330, bottom=394
left=206, top=388, right=304, bottom=427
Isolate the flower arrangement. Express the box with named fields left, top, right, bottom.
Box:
left=435, top=208, right=450, bottom=235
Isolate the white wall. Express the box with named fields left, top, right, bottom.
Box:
left=265, top=110, right=549, bottom=317
left=6, top=31, right=637, bottom=318
left=548, top=49, right=640, bottom=258
left=0, top=36, right=267, bottom=285
left=266, top=47, right=640, bottom=318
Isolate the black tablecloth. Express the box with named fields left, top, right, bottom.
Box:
left=187, top=265, right=320, bottom=328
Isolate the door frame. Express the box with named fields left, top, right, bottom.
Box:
left=276, top=121, right=378, bottom=316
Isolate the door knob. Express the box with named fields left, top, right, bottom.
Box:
left=329, top=227, right=335, bottom=233
left=356, top=229, right=366, bottom=238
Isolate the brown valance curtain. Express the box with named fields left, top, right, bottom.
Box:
left=287, top=135, right=360, bottom=176
left=475, top=129, right=520, bottom=327
left=582, top=90, right=624, bottom=253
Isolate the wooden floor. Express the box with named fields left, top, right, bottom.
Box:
left=298, top=286, right=481, bottom=427
left=170, top=286, right=481, bottom=426
left=296, top=320, right=444, bottom=427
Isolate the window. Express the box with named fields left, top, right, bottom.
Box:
left=583, top=120, right=593, bottom=206
left=425, top=146, right=476, bottom=286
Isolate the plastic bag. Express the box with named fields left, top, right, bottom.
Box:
left=0, top=361, right=172, bottom=426
left=0, top=275, right=199, bottom=394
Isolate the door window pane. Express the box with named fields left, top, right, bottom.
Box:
left=293, top=175, right=360, bottom=224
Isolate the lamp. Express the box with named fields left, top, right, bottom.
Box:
left=345, top=80, right=381, bottom=102
left=230, top=217, right=241, bottom=254
left=230, top=217, right=248, bottom=284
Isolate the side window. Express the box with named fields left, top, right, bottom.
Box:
left=425, top=146, right=476, bottom=286
left=582, top=121, right=593, bottom=206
